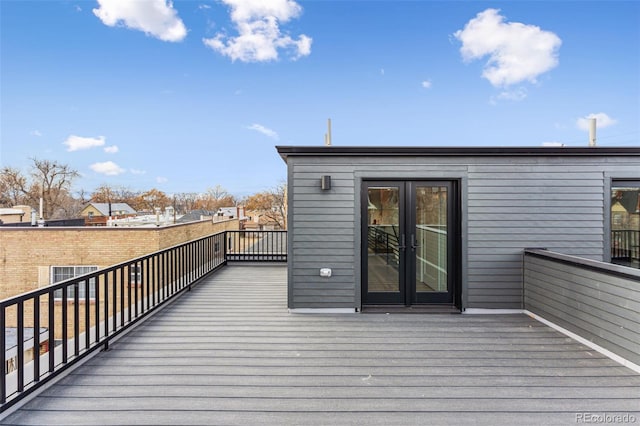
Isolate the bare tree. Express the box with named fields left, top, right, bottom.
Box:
left=131, top=188, right=171, bottom=213
left=56, top=191, right=85, bottom=218
left=30, top=158, right=80, bottom=219
left=244, top=181, right=287, bottom=229
left=173, top=192, right=200, bottom=214
left=0, top=166, right=29, bottom=206
left=0, top=159, right=79, bottom=219
left=91, top=185, right=139, bottom=205
left=197, top=185, right=236, bottom=211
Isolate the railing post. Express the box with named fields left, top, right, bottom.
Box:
left=112, top=270, right=117, bottom=338
left=73, top=283, right=79, bottom=357
left=17, top=301, right=24, bottom=393
left=62, top=287, right=68, bottom=364
left=33, top=295, right=40, bottom=383
left=94, top=277, right=100, bottom=349
left=85, top=279, right=91, bottom=351
left=103, top=272, right=109, bottom=351
left=0, top=306, right=5, bottom=404
left=48, top=291, right=54, bottom=374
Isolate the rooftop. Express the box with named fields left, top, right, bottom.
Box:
left=2, top=265, right=638, bottom=425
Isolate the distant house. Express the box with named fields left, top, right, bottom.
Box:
left=216, top=206, right=244, bottom=220
left=0, top=205, right=31, bottom=224
left=81, top=203, right=137, bottom=226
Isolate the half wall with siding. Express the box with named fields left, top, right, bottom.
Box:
left=524, top=249, right=640, bottom=366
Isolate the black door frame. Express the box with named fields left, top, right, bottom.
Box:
left=361, top=179, right=461, bottom=307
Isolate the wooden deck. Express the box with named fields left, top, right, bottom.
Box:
left=2, top=265, right=639, bottom=425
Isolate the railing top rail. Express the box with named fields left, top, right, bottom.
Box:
left=524, top=248, right=640, bottom=281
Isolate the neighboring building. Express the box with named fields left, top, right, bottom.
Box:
left=177, top=209, right=216, bottom=224
left=243, top=209, right=286, bottom=230
left=277, top=145, right=640, bottom=312
left=215, top=206, right=245, bottom=220
left=0, top=205, right=32, bottom=224
left=0, top=219, right=240, bottom=301
left=80, top=202, right=137, bottom=226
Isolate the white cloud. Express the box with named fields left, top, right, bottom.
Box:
left=156, top=176, right=168, bottom=184
left=203, top=0, right=312, bottom=62
left=104, top=145, right=119, bottom=153
left=380, top=68, right=385, bottom=75
left=490, top=87, right=528, bottom=104
left=454, top=8, right=561, bottom=87
left=93, top=0, right=187, bottom=42
left=576, top=112, right=618, bottom=131
left=63, top=135, right=106, bottom=152
left=30, top=130, right=42, bottom=137
left=421, top=80, right=432, bottom=89
left=90, top=161, right=125, bottom=176
left=130, top=169, right=147, bottom=175
left=248, top=123, right=279, bottom=140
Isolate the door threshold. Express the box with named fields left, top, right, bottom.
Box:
left=361, top=305, right=460, bottom=314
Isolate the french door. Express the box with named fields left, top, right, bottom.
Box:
left=362, top=181, right=456, bottom=306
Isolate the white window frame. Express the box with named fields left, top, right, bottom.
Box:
left=51, top=266, right=98, bottom=300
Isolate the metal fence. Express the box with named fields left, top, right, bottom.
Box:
left=0, top=230, right=286, bottom=412
left=611, top=229, right=640, bottom=266
left=367, top=225, right=400, bottom=268
left=225, top=230, right=287, bottom=262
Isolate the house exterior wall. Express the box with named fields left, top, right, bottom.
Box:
left=0, top=219, right=239, bottom=300
left=279, top=147, right=640, bottom=310
left=80, top=205, right=103, bottom=217
left=0, top=212, right=25, bottom=224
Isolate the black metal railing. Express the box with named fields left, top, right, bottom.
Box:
left=225, top=230, right=287, bottom=262
left=0, top=230, right=286, bottom=411
left=611, top=229, right=640, bottom=266
left=367, top=225, right=400, bottom=268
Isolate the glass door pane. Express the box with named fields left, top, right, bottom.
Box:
left=366, top=186, right=401, bottom=295
left=414, top=185, right=448, bottom=294
left=611, top=182, right=640, bottom=268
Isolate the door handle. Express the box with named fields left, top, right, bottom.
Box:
left=398, top=234, right=406, bottom=251
left=411, top=234, right=420, bottom=250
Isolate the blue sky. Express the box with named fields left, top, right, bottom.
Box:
left=1, top=1, right=639, bottom=197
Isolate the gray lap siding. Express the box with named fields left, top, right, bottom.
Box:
left=284, top=151, right=639, bottom=310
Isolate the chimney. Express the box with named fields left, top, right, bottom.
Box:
left=324, top=118, right=332, bottom=146
left=589, top=117, right=597, bottom=147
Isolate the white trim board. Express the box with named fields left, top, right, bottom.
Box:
left=288, top=308, right=357, bottom=314
left=524, top=310, right=640, bottom=374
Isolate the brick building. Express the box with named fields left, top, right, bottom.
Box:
left=0, top=218, right=239, bottom=300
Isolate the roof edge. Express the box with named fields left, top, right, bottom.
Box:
left=276, top=145, right=640, bottom=160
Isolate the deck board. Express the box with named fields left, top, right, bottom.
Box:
left=2, top=265, right=639, bottom=425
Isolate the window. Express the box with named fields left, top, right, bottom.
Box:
left=52, top=266, right=98, bottom=300
left=611, top=180, right=640, bottom=268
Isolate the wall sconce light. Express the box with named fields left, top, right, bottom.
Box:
left=321, top=175, right=332, bottom=190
